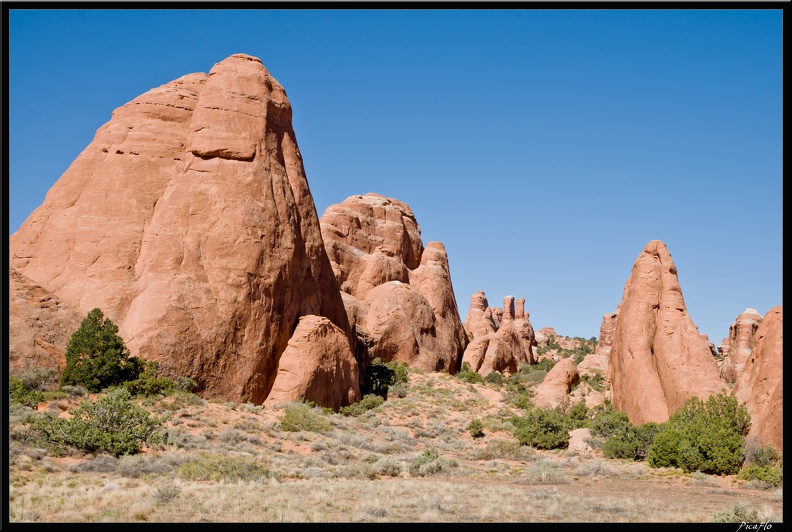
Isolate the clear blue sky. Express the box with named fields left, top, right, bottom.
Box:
left=7, top=8, right=783, bottom=343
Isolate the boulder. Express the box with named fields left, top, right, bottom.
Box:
left=532, top=358, right=580, bottom=409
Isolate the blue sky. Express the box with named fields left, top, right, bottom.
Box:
left=7, top=8, right=783, bottom=343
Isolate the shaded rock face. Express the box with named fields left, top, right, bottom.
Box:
left=718, top=308, right=764, bottom=383
left=9, top=269, right=83, bottom=373
left=266, top=316, right=361, bottom=411
left=320, top=194, right=468, bottom=373
left=607, top=240, right=727, bottom=425
left=461, top=291, right=535, bottom=376
left=9, top=54, right=352, bottom=405
left=595, top=309, right=619, bottom=358
left=732, top=306, right=783, bottom=453
left=532, top=358, right=580, bottom=409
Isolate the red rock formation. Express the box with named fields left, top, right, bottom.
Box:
left=533, top=358, right=580, bottom=409
left=732, top=306, right=783, bottom=452
left=718, top=308, right=764, bottom=383
left=607, top=240, right=727, bottom=425
left=595, top=308, right=619, bottom=358
left=9, top=54, right=352, bottom=406
left=266, top=316, right=361, bottom=410
left=461, top=290, right=535, bottom=375
left=9, top=269, right=82, bottom=373
left=320, top=194, right=468, bottom=373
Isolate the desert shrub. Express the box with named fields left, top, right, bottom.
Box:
left=339, top=394, right=384, bottom=416
left=174, top=376, right=198, bottom=393
left=603, top=422, right=661, bottom=461
left=408, top=448, right=458, bottom=477
left=279, top=402, right=333, bottom=434
left=511, top=407, right=569, bottom=449
left=122, top=360, right=177, bottom=397
left=484, top=371, right=504, bottom=385
left=455, top=362, right=484, bottom=384
left=468, top=419, right=485, bottom=438
left=647, top=392, right=750, bottom=475
left=363, top=357, right=409, bottom=398
left=566, top=401, right=589, bottom=427
left=60, top=308, right=146, bottom=392
left=742, top=438, right=780, bottom=467
left=580, top=370, right=606, bottom=392
left=534, top=358, right=556, bottom=372
left=9, top=376, right=45, bottom=408
left=60, top=385, right=89, bottom=398
left=25, top=387, right=167, bottom=457
left=737, top=464, right=783, bottom=488
left=711, top=502, right=759, bottom=523
left=471, top=440, right=535, bottom=461
left=523, top=460, right=568, bottom=484
left=175, top=453, right=269, bottom=482
left=16, top=367, right=59, bottom=392
left=369, top=457, right=403, bottom=477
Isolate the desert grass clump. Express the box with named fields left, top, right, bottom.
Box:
left=471, top=439, right=534, bottom=461
left=409, top=448, right=459, bottom=477
left=279, top=402, right=333, bottom=434
left=521, top=460, right=569, bottom=484
left=710, top=502, right=760, bottom=523
left=175, top=452, right=269, bottom=482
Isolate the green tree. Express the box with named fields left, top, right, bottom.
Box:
left=60, top=308, right=144, bottom=392
left=511, top=407, right=569, bottom=449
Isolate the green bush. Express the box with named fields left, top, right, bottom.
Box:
left=26, top=387, right=167, bottom=457
left=363, top=357, right=409, bottom=398
left=737, top=464, right=783, bottom=487
left=566, top=401, right=589, bottom=426
left=279, top=402, right=333, bottom=434
left=511, top=407, right=569, bottom=449
left=60, top=308, right=145, bottom=392
left=122, top=360, right=176, bottom=397
left=9, top=376, right=45, bottom=408
left=647, top=392, right=750, bottom=475
left=711, top=502, right=759, bottom=523
left=484, top=371, right=504, bottom=385
left=468, top=419, right=485, bottom=438
left=339, top=394, right=385, bottom=416
left=455, top=362, right=484, bottom=384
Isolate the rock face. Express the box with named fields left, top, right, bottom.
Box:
left=266, top=316, right=360, bottom=410
left=9, top=269, right=83, bottom=373
left=9, top=54, right=353, bottom=405
left=320, top=193, right=468, bottom=373
left=718, top=308, right=764, bottom=383
left=607, top=240, right=727, bottom=425
left=461, top=291, right=536, bottom=376
left=732, top=306, right=783, bottom=453
left=595, top=309, right=619, bottom=358
left=532, top=358, right=580, bottom=409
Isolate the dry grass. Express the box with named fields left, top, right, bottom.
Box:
left=8, top=371, right=783, bottom=523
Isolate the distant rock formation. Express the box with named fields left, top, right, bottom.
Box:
left=732, top=306, right=783, bottom=453
left=461, top=292, right=536, bottom=376
left=9, top=54, right=353, bottom=406
left=320, top=193, right=468, bottom=373
left=9, top=269, right=82, bottom=373
left=607, top=240, right=727, bottom=425
left=718, top=308, right=764, bottom=383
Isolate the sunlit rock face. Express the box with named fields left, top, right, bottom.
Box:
left=607, top=240, right=727, bottom=425
left=9, top=54, right=354, bottom=406
left=320, top=193, right=468, bottom=373
left=732, top=306, right=783, bottom=453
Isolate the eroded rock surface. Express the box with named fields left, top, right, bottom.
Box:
left=10, top=54, right=352, bottom=405
left=320, top=194, right=468, bottom=373
left=607, top=240, right=727, bottom=425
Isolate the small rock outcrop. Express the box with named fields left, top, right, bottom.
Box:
left=9, top=269, right=83, bottom=373
left=266, top=316, right=361, bottom=410
left=9, top=54, right=353, bottom=406
left=532, top=358, right=580, bottom=409
left=320, top=193, right=468, bottom=373
left=607, top=240, right=727, bottom=425
left=732, top=306, right=783, bottom=453
left=461, top=292, right=536, bottom=376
